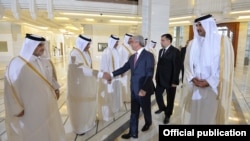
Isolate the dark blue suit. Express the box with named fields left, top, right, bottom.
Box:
left=113, top=49, right=155, bottom=136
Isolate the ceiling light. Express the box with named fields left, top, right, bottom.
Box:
left=169, top=21, right=190, bottom=25
left=59, top=29, right=67, bottom=33
left=60, top=12, right=140, bottom=19
left=110, top=20, right=141, bottom=24
left=65, top=26, right=79, bottom=31
left=230, top=10, right=250, bottom=14
left=85, top=18, right=94, bottom=21
left=169, top=16, right=193, bottom=21
left=1, top=16, right=9, bottom=21
left=22, top=23, right=48, bottom=30
left=104, top=15, right=136, bottom=19
left=238, top=16, right=250, bottom=19
left=54, top=17, right=69, bottom=20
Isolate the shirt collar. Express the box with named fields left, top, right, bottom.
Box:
left=136, top=47, right=144, bottom=55
left=164, top=44, right=171, bottom=50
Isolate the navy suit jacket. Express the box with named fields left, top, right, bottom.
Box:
left=113, top=49, right=155, bottom=97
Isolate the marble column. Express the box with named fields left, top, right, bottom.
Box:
left=139, top=0, right=170, bottom=52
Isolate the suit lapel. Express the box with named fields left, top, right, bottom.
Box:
left=163, top=46, right=172, bottom=57
left=134, top=49, right=146, bottom=69
left=165, top=46, right=171, bottom=55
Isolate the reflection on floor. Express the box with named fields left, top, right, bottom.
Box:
left=0, top=56, right=249, bottom=141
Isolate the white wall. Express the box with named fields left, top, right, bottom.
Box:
left=0, top=22, right=22, bottom=63
left=91, top=25, right=119, bottom=69
left=0, top=34, right=14, bottom=62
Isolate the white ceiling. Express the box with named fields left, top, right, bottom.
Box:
left=0, top=0, right=250, bottom=34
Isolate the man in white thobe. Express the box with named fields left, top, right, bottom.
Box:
left=4, top=33, right=65, bottom=141
left=144, top=38, right=148, bottom=48
left=67, top=35, right=98, bottom=135
left=179, top=14, right=234, bottom=124
left=97, top=35, right=123, bottom=121
left=119, top=33, right=133, bottom=103
left=145, top=40, right=157, bottom=64
left=120, top=33, right=134, bottom=56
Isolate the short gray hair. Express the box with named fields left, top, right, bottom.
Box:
left=133, top=35, right=145, bottom=47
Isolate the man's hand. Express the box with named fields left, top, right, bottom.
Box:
left=197, top=79, right=209, bottom=87
left=192, top=77, right=200, bottom=86
left=139, top=89, right=146, bottom=97
left=103, top=72, right=112, bottom=82
left=192, top=77, right=209, bottom=87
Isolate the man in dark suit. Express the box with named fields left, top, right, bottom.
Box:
left=103, top=35, right=155, bottom=139
left=154, top=33, right=181, bottom=124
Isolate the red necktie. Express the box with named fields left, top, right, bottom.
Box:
left=134, top=52, right=138, bottom=66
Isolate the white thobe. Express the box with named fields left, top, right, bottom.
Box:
left=67, top=48, right=98, bottom=134
left=119, top=44, right=133, bottom=102
left=145, top=46, right=157, bottom=64
left=145, top=46, right=157, bottom=84
left=98, top=47, right=123, bottom=121
left=178, top=35, right=234, bottom=124
left=4, top=56, right=65, bottom=141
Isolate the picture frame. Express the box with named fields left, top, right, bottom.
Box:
left=98, top=43, right=108, bottom=52
left=0, top=41, right=8, bottom=52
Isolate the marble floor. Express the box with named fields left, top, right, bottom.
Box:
left=0, top=56, right=249, bottom=141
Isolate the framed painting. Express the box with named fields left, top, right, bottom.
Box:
left=98, top=43, right=108, bottom=52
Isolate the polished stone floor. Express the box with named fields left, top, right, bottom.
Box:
left=0, top=56, right=249, bottom=141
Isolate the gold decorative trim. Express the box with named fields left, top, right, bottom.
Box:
left=18, top=56, right=57, bottom=99
left=74, top=47, right=91, bottom=68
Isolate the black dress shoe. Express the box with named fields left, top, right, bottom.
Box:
left=141, top=124, right=151, bottom=131
left=155, top=109, right=163, bottom=114
left=163, top=116, right=170, bottom=124
left=121, top=133, right=138, bottom=139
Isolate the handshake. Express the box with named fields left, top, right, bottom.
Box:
left=102, top=72, right=112, bottom=83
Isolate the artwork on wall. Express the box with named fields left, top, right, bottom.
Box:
left=98, top=43, right=108, bottom=52
left=0, top=41, right=8, bottom=52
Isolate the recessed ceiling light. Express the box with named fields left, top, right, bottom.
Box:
left=61, top=12, right=140, bottom=19
left=85, top=18, right=94, bottom=21
left=230, top=10, right=250, bottom=14
left=110, top=20, right=141, bottom=24
left=169, top=21, right=190, bottom=25
left=22, top=23, right=49, bottom=30
left=54, top=17, right=69, bottom=20
left=238, top=16, right=250, bottom=19
left=65, top=26, right=79, bottom=31
left=169, top=16, right=193, bottom=21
